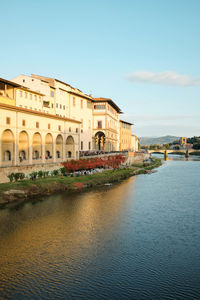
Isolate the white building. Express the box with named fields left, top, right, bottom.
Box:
left=12, top=74, right=94, bottom=152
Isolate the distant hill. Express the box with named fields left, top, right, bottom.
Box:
left=139, top=135, right=180, bottom=146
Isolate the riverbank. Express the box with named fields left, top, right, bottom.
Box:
left=0, top=158, right=161, bottom=208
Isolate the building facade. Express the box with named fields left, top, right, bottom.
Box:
left=0, top=74, right=139, bottom=168
left=92, top=98, right=122, bottom=151
left=12, top=74, right=94, bottom=152
left=119, top=120, right=133, bottom=151
left=0, top=79, right=80, bottom=167
left=131, top=135, right=139, bottom=152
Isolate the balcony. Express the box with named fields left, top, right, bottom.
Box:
left=0, top=82, right=15, bottom=106
left=43, top=100, right=50, bottom=108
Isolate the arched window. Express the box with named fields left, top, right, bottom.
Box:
left=5, top=150, right=11, bottom=161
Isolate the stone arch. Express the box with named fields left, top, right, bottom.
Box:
left=19, top=130, right=29, bottom=161
left=95, top=131, right=105, bottom=151
left=32, top=132, right=42, bottom=160
left=56, top=134, right=63, bottom=159
left=66, top=135, right=75, bottom=158
left=1, top=129, right=15, bottom=162
left=45, top=133, right=53, bottom=159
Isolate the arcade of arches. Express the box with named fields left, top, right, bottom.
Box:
left=94, top=131, right=116, bottom=151
left=0, top=129, right=77, bottom=166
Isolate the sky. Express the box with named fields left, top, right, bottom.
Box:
left=1, top=0, right=200, bottom=137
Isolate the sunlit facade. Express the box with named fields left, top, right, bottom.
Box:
left=92, top=98, right=122, bottom=151
left=0, top=78, right=80, bottom=167
left=119, top=120, right=133, bottom=151
left=0, top=75, right=139, bottom=168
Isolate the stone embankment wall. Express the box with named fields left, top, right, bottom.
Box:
left=0, top=152, right=149, bottom=184
left=0, top=162, right=62, bottom=183
left=125, top=152, right=150, bottom=165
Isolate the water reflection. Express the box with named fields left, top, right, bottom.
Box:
left=1, top=158, right=200, bottom=299
left=0, top=178, right=136, bottom=299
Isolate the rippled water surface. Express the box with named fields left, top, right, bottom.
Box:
left=1, top=158, right=200, bottom=299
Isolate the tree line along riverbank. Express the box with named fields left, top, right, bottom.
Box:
left=0, top=158, right=161, bottom=208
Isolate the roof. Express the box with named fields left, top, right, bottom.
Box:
left=0, top=78, right=21, bottom=87
left=32, top=74, right=73, bottom=89
left=31, top=74, right=93, bottom=100
left=68, top=91, right=93, bottom=101
left=120, top=120, right=134, bottom=125
left=0, top=102, right=81, bottom=124
left=93, top=97, right=122, bottom=113
left=0, top=77, right=45, bottom=96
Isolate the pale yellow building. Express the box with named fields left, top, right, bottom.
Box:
left=131, top=134, right=139, bottom=152
left=12, top=74, right=94, bottom=152
left=0, top=78, right=80, bottom=167
left=119, top=120, right=133, bottom=151
left=8, top=74, right=138, bottom=156
left=92, top=97, right=122, bottom=151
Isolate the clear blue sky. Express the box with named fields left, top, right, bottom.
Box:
left=1, top=0, right=200, bottom=137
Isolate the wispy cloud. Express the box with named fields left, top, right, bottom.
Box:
left=126, top=71, right=200, bottom=86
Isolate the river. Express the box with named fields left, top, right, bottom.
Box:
left=0, top=156, right=200, bottom=299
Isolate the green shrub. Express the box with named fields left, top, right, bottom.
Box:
left=60, top=167, right=66, bottom=175
left=43, top=171, right=49, bottom=177
left=52, top=169, right=59, bottom=176
left=13, top=173, right=21, bottom=182
left=38, top=170, right=44, bottom=178
left=7, top=173, right=15, bottom=182
left=18, top=173, right=25, bottom=180
left=29, top=171, right=38, bottom=180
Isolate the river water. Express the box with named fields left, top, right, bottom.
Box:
left=0, top=156, right=200, bottom=299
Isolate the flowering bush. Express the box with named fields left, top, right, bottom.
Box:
left=62, top=154, right=126, bottom=172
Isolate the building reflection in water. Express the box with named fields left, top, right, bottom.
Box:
left=0, top=177, right=136, bottom=294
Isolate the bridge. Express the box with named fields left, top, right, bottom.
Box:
left=148, top=149, right=200, bottom=159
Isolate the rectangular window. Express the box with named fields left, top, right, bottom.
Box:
left=25, top=92, right=28, bottom=99
left=69, top=127, right=71, bottom=132
left=50, top=91, right=54, bottom=97
left=48, top=124, right=50, bottom=129
left=88, top=142, right=91, bottom=150
left=58, top=125, right=61, bottom=131
left=6, top=117, right=10, bottom=125
left=56, top=103, right=58, bottom=108
left=81, top=141, right=83, bottom=150
left=81, top=99, right=83, bottom=109
left=20, top=91, right=22, bottom=97
left=30, top=94, right=32, bottom=100
left=35, top=95, right=37, bottom=100
left=81, top=118, right=83, bottom=128
left=36, top=122, right=39, bottom=128
left=94, top=104, right=105, bottom=110
left=73, top=97, right=75, bottom=107
left=97, top=121, right=102, bottom=129
left=76, top=128, right=78, bottom=133
left=87, top=101, right=92, bottom=108
left=63, top=105, right=65, bottom=110
left=22, top=120, right=26, bottom=126
left=81, top=129, right=83, bottom=133
left=60, top=104, right=62, bottom=109
left=51, top=104, right=53, bottom=108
